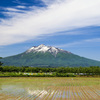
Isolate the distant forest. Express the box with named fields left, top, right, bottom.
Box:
left=0, top=61, right=100, bottom=76
left=0, top=66, right=99, bottom=74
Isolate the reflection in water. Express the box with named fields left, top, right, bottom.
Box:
left=0, top=85, right=26, bottom=96
left=27, top=89, right=48, bottom=98
left=0, top=84, right=50, bottom=99
left=0, top=78, right=100, bottom=100
left=0, top=84, right=80, bottom=99
left=0, top=84, right=98, bottom=100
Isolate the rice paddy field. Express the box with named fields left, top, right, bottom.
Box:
left=0, top=77, right=100, bottom=100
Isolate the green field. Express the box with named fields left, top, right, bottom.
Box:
left=0, top=77, right=100, bottom=100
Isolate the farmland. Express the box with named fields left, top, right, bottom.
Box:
left=0, top=77, right=100, bottom=100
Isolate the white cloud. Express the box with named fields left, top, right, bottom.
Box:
left=13, top=0, right=26, bottom=5
left=3, top=7, right=22, bottom=12
left=16, top=5, right=26, bottom=9
left=85, top=38, right=100, bottom=42
left=55, top=38, right=100, bottom=48
left=0, top=0, right=100, bottom=46
left=41, top=0, right=63, bottom=6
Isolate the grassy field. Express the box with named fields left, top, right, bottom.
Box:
left=0, top=77, right=100, bottom=100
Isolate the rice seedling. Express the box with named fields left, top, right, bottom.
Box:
left=0, top=77, right=100, bottom=100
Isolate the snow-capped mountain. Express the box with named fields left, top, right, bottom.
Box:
left=1, top=44, right=100, bottom=67
left=26, top=44, right=71, bottom=56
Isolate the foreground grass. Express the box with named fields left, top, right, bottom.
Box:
left=1, top=72, right=100, bottom=77
left=0, top=77, right=100, bottom=100
left=0, top=77, right=100, bottom=86
left=0, top=72, right=76, bottom=77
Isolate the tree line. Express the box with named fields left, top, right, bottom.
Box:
left=0, top=65, right=100, bottom=75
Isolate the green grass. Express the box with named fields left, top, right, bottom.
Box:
left=0, top=77, right=100, bottom=100
left=0, top=72, right=76, bottom=77
left=0, top=77, right=99, bottom=86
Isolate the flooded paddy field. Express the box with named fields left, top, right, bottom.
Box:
left=0, top=77, right=100, bottom=100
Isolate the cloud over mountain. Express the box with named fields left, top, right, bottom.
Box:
left=0, top=0, right=100, bottom=46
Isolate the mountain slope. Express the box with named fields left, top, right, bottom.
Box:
left=0, top=44, right=100, bottom=67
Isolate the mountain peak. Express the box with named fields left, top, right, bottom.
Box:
left=26, top=44, right=71, bottom=56
left=2, top=45, right=100, bottom=67
left=38, top=44, right=46, bottom=47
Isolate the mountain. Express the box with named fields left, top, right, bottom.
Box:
left=0, top=44, right=100, bottom=67
left=26, top=44, right=71, bottom=56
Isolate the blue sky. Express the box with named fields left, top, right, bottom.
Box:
left=0, top=0, right=100, bottom=61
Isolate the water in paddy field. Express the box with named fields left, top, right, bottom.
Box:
left=0, top=77, right=100, bottom=100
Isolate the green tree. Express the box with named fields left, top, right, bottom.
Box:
left=0, top=61, right=3, bottom=66
left=0, top=57, right=2, bottom=59
left=0, top=66, right=3, bottom=72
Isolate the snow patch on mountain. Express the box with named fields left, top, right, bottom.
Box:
left=26, top=44, right=71, bottom=56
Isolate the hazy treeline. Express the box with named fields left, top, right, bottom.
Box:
left=0, top=66, right=100, bottom=74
